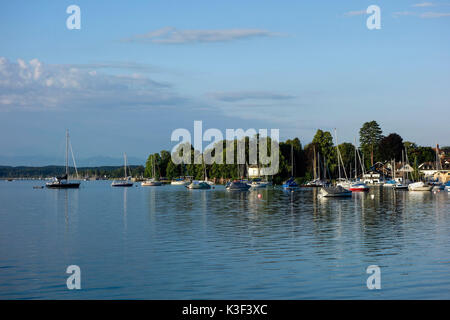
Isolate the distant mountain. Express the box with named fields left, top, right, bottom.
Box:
left=0, top=155, right=145, bottom=167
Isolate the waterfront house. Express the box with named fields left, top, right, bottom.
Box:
left=248, top=165, right=274, bottom=178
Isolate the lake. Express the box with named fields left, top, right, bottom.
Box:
left=0, top=180, right=449, bottom=299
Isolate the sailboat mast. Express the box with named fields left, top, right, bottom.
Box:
left=65, top=129, right=69, bottom=177
left=354, top=138, right=357, bottom=180
left=313, top=144, right=317, bottom=180
left=335, top=129, right=341, bottom=181
left=318, top=152, right=320, bottom=180
left=124, top=153, right=127, bottom=178
left=291, top=144, right=294, bottom=177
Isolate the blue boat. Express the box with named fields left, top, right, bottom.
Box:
left=283, top=144, right=298, bottom=190
left=282, top=177, right=298, bottom=189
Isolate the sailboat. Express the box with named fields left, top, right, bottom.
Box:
left=349, top=140, right=369, bottom=192
left=111, top=153, right=134, bottom=187
left=282, top=144, right=298, bottom=190
left=393, top=149, right=409, bottom=190
left=187, top=180, right=211, bottom=189
left=201, top=155, right=214, bottom=186
left=171, top=162, right=190, bottom=185
left=141, top=156, right=162, bottom=186
left=306, top=146, right=329, bottom=187
left=46, top=130, right=80, bottom=189
left=319, top=129, right=352, bottom=197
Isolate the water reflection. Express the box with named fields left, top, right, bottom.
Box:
left=1, top=181, right=449, bottom=299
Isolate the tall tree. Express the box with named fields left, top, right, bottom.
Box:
left=359, top=121, right=383, bottom=167
left=378, top=133, right=403, bottom=161
left=312, top=129, right=334, bottom=161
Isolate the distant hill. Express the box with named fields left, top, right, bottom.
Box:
left=0, top=165, right=145, bottom=179
left=0, top=155, right=145, bottom=167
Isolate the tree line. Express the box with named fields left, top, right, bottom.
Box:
left=144, top=121, right=446, bottom=184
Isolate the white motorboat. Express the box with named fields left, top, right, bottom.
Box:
left=141, top=179, right=162, bottom=186
left=171, top=178, right=190, bottom=185
left=249, top=178, right=271, bottom=189
left=408, top=181, right=432, bottom=191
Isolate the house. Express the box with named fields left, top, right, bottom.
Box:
left=419, top=162, right=450, bottom=183
left=247, top=165, right=274, bottom=178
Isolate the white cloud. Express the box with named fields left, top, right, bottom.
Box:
left=0, top=57, right=185, bottom=111
left=123, top=27, right=282, bottom=44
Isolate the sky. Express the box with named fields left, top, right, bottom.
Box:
left=0, top=0, right=449, bottom=165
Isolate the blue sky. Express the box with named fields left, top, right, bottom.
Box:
left=0, top=0, right=449, bottom=165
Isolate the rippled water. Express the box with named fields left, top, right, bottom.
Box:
left=0, top=180, right=449, bottom=299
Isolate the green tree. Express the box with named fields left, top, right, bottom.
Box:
left=312, top=129, right=334, bottom=161
left=359, top=121, right=383, bottom=167
left=378, top=133, right=404, bottom=161
left=338, top=142, right=356, bottom=178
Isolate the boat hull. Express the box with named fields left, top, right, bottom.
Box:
left=171, top=181, right=190, bottom=185
left=409, top=186, right=433, bottom=191
left=187, top=184, right=210, bottom=190
left=320, top=186, right=352, bottom=197
left=111, top=183, right=133, bottom=187
left=349, top=187, right=369, bottom=192
left=141, top=182, right=162, bottom=186
left=46, top=182, right=80, bottom=189
left=226, top=181, right=250, bottom=191
left=408, top=182, right=432, bottom=191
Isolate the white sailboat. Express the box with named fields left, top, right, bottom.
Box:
left=349, top=139, right=369, bottom=192
left=112, top=153, right=134, bottom=187
left=320, top=129, right=352, bottom=197
left=142, top=156, right=162, bottom=186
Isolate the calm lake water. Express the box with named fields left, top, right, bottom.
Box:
left=0, top=180, right=449, bottom=299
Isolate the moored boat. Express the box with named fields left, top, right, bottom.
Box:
left=46, top=130, right=80, bottom=189
left=383, top=179, right=396, bottom=187
left=349, top=182, right=369, bottom=192
left=171, top=178, right=190, bottom=185
left=141, top=179, right=162, bottom=186
left=393, top=183, right=409, bottom=190
left=186, top=180, right=211, bottom=189
left=408, top=181, right=432, bottom=191
left=111, top=153, right=134, bottom=187
left=226, top=180, right=251, bottom=191
left=319, top=185, right=352, bottom=197
left=282, top=177, right=298, bottom=190
left=141, top=155, right=162, bottom=186
left=249, top=178, right=271, bottom=189
left=112, top=180, right=134, bottom=187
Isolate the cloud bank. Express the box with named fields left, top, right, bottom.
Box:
left=0, top=57, right=184, bottom=111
